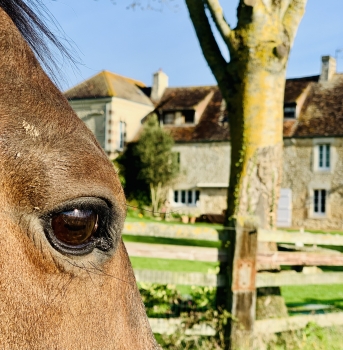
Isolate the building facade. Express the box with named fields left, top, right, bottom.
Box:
left=66, top=56, right=343, bottom=229
left=65, top=71, right=154, bottom=159
left=149, top=56, right=343, bottom=229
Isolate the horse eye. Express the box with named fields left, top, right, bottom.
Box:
left=51, top=209, right=98, bottom=246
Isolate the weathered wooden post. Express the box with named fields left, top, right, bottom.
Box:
left=227, top=217, right=258, bottom=350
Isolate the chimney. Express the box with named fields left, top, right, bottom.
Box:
left=151, top=69, right=168, bottom=101
left=320, top=55, right=336, bottom=82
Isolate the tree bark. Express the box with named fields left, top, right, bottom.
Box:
left=185, top=0, right=307, bottom=339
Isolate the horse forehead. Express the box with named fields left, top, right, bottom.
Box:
left=0, top=114, right=124, bottom=210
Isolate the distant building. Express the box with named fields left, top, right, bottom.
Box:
left=66, top=56, right=343, bottom=230
left=144, top=84, right=230, bottom=216
left=143, top=56, right=343, bottom=230
left=64, top=71, right=154, bottom=159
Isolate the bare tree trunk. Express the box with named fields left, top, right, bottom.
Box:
left=224, top=54, right=289, bottom=321
left=185, top=0, right=307, bottom=332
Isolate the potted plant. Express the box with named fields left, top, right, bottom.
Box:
left=181, top=213, right=189, bottom=224
left=189, top=214, right=196, bottom=224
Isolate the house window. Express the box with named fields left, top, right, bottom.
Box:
left=181, top=190, right=186, bottom=204
left=188, top=190, right=193, bottom=204
left=284, top=103, right=296, bottom=118
left=318, top=144, right=330, bottom=169
left=162, top=110, right=195, bottom=125
left=173, top=189, right=200, bottom=206
left=118, top=121, right=126, bottom=150
left=163, top=112, right=175, bottom=124
left=184, top=110, right=195, bottom=124
left=313, top=189, right=326, bottom=214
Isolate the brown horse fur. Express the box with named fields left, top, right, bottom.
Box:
left=0, top=4, right=159, bottom=349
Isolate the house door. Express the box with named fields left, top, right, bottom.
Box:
left=277, top=188, right=292, bottom=227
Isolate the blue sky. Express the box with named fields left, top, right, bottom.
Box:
left=43, top=1, right=343, bottom=91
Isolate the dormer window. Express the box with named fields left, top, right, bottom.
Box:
left=163, top=112, right=175, bottom=124
left=183, top=110, right=195, bottom=124
left=284, top=102, right=296, bottom=119
left=162, top=110, right=195, bottom=125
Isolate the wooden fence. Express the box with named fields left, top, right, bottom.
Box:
left=123, top=222, right=343, bottom=348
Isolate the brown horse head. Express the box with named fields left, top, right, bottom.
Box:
left=0, top=1, right=159, bottom=348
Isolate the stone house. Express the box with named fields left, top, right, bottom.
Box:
left=282, top=56, right=343, bottom=230
left=65, top=70, right=154, bottom=159
left=146, top=56, right=343, bottom=229
left=66, top=57, right=343, bottom=229
left=149, top=83, right=231, bottom=217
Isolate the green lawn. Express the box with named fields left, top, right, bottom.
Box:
left=123, top=234, right=221, bottom=248
left=125, top=215, right=223, bottom=229
left=282, top=284, right=343, bottom=310
left=130, top=256, right=218, bottom=274
left=125, top=224, right=343, bottom=314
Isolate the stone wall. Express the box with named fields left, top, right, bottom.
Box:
left=172, top=142, right=231, bottom=187
left=169, top=142, right=230, bottom=215
left=283, top=137, right=343, bottom=229
left=171, top=138, right=343, bottom=229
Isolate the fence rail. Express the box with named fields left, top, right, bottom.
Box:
left=149, top=312, right=343, bottom=336
left=124, top=222, right=343, bottom=245
left=134, top=268, right=224, bottom=287
left=125, top=222, right=343, bottom=348
left=127, top=243, right=343, bottom=266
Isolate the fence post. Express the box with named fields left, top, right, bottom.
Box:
left=227, top=218, right=258, bottom=350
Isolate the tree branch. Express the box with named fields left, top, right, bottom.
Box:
left=204, top=0, right=231, bottom=44
left=185, top=0, right=229, bottom=88
left=283, top=0, right=308, bottom=45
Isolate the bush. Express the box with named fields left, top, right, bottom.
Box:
left=143, top=284, right=343, bottom=349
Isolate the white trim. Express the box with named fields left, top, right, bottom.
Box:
left=172, top=189, right=200, bottom=207
left=313, top=189, right=327, bottom=215
left=104, top=102, right=112, bottom=152
left=118, top=120, right=126, bottom=151
left=312, top=138, right=335, bottom=173
left=308, top=184, right=331, bottom=219
left=197, top=183, right=228, bottom=188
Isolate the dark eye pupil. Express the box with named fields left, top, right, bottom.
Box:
left=52, top=209, right=98, bottom=246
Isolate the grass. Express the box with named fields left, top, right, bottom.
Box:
left=283, top=228, right=343, bottom=235
left=265, top=323, right=343, bottom=350
left=282, top=284, right=343, bottom=311
left=122, top=234, right=221, bottom=248
left=125, top=224, right=343, bottom=308
left=125, top=215, right=223, bottom=229
left=130, top=256, right=218, bottom=274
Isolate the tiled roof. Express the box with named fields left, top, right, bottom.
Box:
left=156, top=74, right=343, bottom=141
left=293, top=74, right=343, bottom=137
left=157, top=86, right=215, bottom=110
left=156, top=86, right=230, bottom=142
left=283, top=120, right=297, bottom=137
left=284, top=75, right=319, bottom=103
left=64, top=71, right=153, bottom=106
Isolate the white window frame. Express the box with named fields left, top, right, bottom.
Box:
left=313, top=189, right=327, bottom=216
left=118, top=121, right=126, bottom=151
left=308, top=181, right=331, bottom=219
left=283, top=104, right=297, bottom=119
left=173, top=189, right=200, bottom=207
left=318, top=144, right=330, bottom=170
left=313, top=138, right=335, bottom=173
